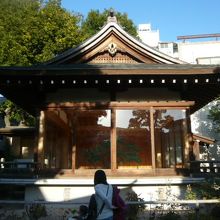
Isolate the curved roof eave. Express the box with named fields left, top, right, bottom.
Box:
left=45, top=21, right=186, bottom=65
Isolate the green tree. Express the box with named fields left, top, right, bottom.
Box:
left=0, top=100, right=35, bottom=126
left=208, top=100, right=220, bottom=132
left=81, top=9, right=138, bottom=39
left=0, top=0, right=84, bottom=66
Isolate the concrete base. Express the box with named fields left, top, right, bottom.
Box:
left=0, top=176, right=202, bottom=203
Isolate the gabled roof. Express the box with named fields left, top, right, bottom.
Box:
left=46, top=16, right=186, bottom=65
left=0, top=15, right=220, bottom=115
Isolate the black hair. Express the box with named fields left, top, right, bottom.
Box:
left=94, top=169, right=108, bottom=185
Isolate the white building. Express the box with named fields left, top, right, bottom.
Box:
left=178, top=40, right=220, bottom=64
left=138, top=24, right=220, bottom=64
left=137, top=23, right=160, bottom=48
left=158, top=42, right=179, bottom=58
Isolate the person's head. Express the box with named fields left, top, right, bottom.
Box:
left=94, top=169, right=107, bottom=185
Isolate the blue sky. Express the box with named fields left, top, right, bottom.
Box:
left=61, top=0, right=220, bottom=42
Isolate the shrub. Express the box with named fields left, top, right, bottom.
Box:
left=26, top=203, right=47, bottom=220
left=125, top=190, right=146, bottom=220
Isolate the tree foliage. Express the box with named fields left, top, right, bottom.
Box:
left=0, top=3, right=137, bottom=66
left=81, top=9, right=138, bottom=39
left=128, top=110, right=150, bottom=129
left=208, top=100, right=220, bottom=132
left=0, top=0, right=84, bottom=66
left=0, top=100, right=35, bottom=126
left=0, top=2, right=137, bottom=66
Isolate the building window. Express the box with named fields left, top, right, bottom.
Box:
left=173, top=43, right=178, bottom=53
left=43, top=106, right=189, bottom=171
left=154, top=109, right=187, bottom=168
left=160, top=43, right=168, bottom=48
left=75, top=110, right=111, bottom=169
left=116, top=110, right=151, bottom=168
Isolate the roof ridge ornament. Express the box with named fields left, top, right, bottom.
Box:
left=108, top=42, right=117, bottom=56
left=107, top=9, right=117, bottom=23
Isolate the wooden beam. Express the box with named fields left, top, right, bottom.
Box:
left=192, top=134, right=215, bottom=145
left=45, top=111, right=70, bottom=132
left=46, top=101, right=195, bottom=110
left=97, top=67, right=217, bottom=75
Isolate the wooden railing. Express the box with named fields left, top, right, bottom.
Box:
left=0, top=161, right=39, bottom=178
left=0, top=161, right=38, bottom=169
left=1, top=160, right=220, bottom=178
left=190, top=160, right=220, bottom=175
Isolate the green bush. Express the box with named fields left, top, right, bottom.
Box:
left=158, top=211, right=181, bottom=220
left=26, top=203, right=47, bottom=220
left=125, top=190, right=146, bottom=220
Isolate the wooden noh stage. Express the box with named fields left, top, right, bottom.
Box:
left=0, top=14, right=220, bottom=178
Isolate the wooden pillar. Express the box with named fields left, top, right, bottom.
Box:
left=184, top=108, right=193, bottom=168
left=37, top=110, right=46, bottom=168
left=150, top=107, right=156, bottom=170
left=111, top=109, right=117, bottom=171
left=63, top=132, right=70, bottom=169
left=68, top=112, right=76, bottom=173
left=71, top=130, right=76, bottom=173
left=193, top=141, right=200, bottom=160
